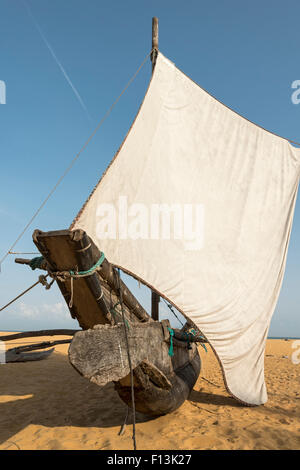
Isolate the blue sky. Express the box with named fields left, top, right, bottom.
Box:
left=0, top=0, right=299, bottom=336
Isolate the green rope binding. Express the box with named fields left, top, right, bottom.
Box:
left=167, top=327, right=174, bottom=357
left=69, top=251, right=105, bottom=276
left=29, top=252, right=105, bottom=276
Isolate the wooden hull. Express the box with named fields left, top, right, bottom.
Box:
left=115, top=353, right=200, bottom=416
left=33, top=228, right=201, bottom=416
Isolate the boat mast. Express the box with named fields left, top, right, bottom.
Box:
left=151, top=17, right=160, bottom=321
left=151, top=16, right=159, bottom=73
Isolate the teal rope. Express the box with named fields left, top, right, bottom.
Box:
left=69, top=251, right=105, bottom=276
left=186, top=329, right=208, bottom=352
left=167, top=327, right=208, bottom=355
left=29, top=252, right=105, bottom=277
left=167, top=327, right=174, bottom=357
left=110, top=302, right=121, bottom=320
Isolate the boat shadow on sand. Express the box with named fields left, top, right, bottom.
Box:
left=188, top=389, right=244, bottom=408
left=1, top=350, right=299, bottom=449
left=0, top=350, right=243, bottom=445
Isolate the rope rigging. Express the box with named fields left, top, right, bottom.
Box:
left=0, top=251, right=106, bottom=312
left=8, top=251, right=40, bottom=255
left=161, top=297, right=185, bottom=327
left=115, top=267, right=137, bottom=451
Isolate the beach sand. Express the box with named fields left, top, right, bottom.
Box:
left=0, top=335, right=299, bottom=450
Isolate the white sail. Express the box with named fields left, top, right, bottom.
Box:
left=72, top=52, right=300, bottom=405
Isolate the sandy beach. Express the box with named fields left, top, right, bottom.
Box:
left=0, top=335, right=299, bottom=450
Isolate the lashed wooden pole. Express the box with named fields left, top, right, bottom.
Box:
left=151, top=17, right=160, bottom=321
left=151, top=291, right=160, bottom=321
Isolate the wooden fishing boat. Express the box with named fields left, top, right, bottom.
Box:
left=7, top=11, right=297, bottom=419
left=19, top=227, right=202, bottom=417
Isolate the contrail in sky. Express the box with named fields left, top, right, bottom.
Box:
left=23, top=0, right=93, bottom=122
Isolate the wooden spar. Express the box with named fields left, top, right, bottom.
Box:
left=15, top=257, right=48, bottom=270
left=151, top=17, right=159, bottom=73
left=15, top=258, right=34, bottom=266
left=98, top=257, right=150, bottom=323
